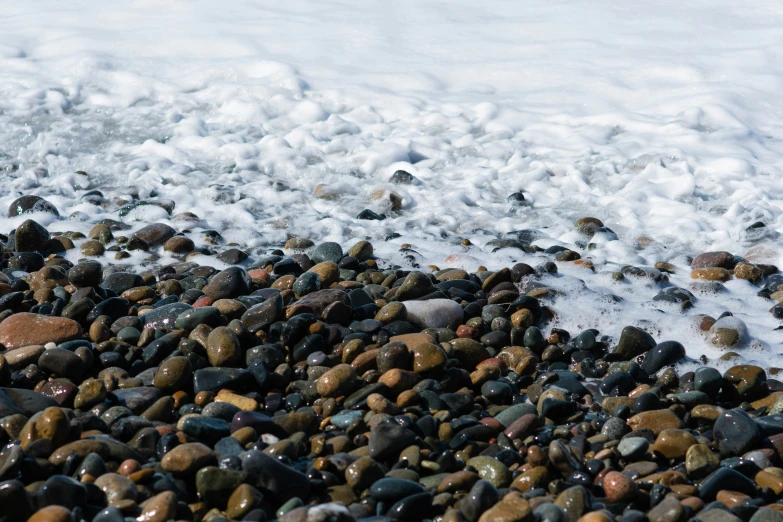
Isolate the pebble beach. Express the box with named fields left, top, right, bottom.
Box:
left=1, top=192, right=783, bottom=522
left=5, top=1, right=783, bottom=521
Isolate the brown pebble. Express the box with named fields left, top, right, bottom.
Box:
left=602, top=471, right=637, bottom=503
left=28, top=506, right=74, bottom=522
left=118, top=459, right=141, bottom=476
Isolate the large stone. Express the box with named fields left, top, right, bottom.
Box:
left=241, top=449, right=310, bottom=502
left=395, top=271, right=434, bottom=301
left=691, top=251, right=736, bottom=269
left=403, top=299, right=464, bottom=330
left=713, top=409, right=761, bottom=457
left=160, top=442, right=216, bottom=474
left=15, top=219, right=50, bottom=252
left=0, top=313, right=82, bottom=349
left=204, top=267, right=251, bottom=300
left=615, top=326, right=656, bottom=360
left=709, top=316, right=749, bottom=347
left=133, top=223, right=176, bottom=246
left=8, top=195, right=59, bottom=217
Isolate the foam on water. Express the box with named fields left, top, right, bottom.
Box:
left=3, top=0, right=783, bottom=366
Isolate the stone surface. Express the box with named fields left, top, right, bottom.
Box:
left=403, top=298, right=464, bottom=330
left=0, top=313, right=82, bottom=349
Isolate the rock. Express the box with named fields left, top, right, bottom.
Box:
left=0, top=314, right=82, bottom=349
left=627, top=409, right=683, bottom=435
left=38, top=475, right=86, bottom=510
left=241, top=449, right=310, bottom=502
left=206, top=327, right=242, bottom=367
left=615, top=326, right=656, bottom=360
left=692, top=267, right=732, bottom=281
left=685, top=444, right=719, bottom=478
left=403, top=299, right=464, bottom=330
left=204, top=267, right=251, bottom=300
left=293, top=272, right=321, bottom=296
left=137, top=491, right=177, bottom=522
left=694, top=367, right=723, bottom=396
left=15, top=219, right=50, bottom=252
left=389, top=170, right=419, bottom=184
left=28, top=506, right=73, bottom=522
left=554, top=486, right=588, bottom=522
left=646, top=497, right=683, bottom=522
left=713, top=409, right=761, bottom=457
left=709, top=316, right=749, bottom=347
left=723, top=365, right=766, bottom=399
left=347, top=240, right=373, bottom=261
left=750, top=509, right=783, bottom=522
left=226, top=484, right=264, bottom=520
left=94, top=473, right=137, bottom=505
left=133, top=223, right=176, bottom=246
left=309, top=262, right=338, bottom=287
left=164, top=236, right=195, bottom=253
left=345, top=456, right=384, bottom=491
left=38, top=348, right=84, bottom=380
left=153, top=357, right=193, bottom=393
left=80, top=240, right=105, bottom=256
left=735, top=262, right=763, bottom=282
left=68, top=261, right=103, bottom=288
left=369, top=422, right=416, bottom=461
left=602, top=471, right=636, bottom=503
left=103, top=272, right=145, bottom=294
left=376, top=302, right=408, bottom=324
left=8, top=195, right=59, bottom=217
left=651, top=429, right=697, bottom=459
left=316, top=364, right=357, bottom=398
left=411, top=343, right=448, bottom=373
left=309, top=242, right=343, bottom=264
left=461, top=479, right=498, bottom=522
left=692, top=251, right=736, bottom=269
left=698, top=467, right=756, bottom=501
left=477, top=495, right=531, bottom=522
left=195, top=466, right=247, bottom=506
left=160, top=442, right=216, bottom=474
left=175, top=306, right=222, bottom=330
left=641, top=341, right=685, bottom=374
left=466, top=456, right=512, bottom=488
left=574, top=217, right=603, bottom=236
left=396, top=271, right=434, bottom=301
left=449, top=338, right=491, bottom=369
left=617, top=437, right=649, bottom=460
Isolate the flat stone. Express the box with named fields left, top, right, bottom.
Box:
left=0, top=313, right=82, bottom=349
left=627, top=409, right=683, bottom=435
left=403, top=299, right=464, bottom=330
left=160, top=442, right=216, bottom=474
left=133, top=223, right=176, bottom=246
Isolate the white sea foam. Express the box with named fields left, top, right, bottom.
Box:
left=3, top=0, right=783, bottom=366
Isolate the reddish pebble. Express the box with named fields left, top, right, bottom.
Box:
left=156, top=425, right=176, bottom=436
left=457, top=325, right=479, bottom=339
left=118, top=459, right=141, bottom=476
left=602, top=471, right=637, bottom=503
left=480, top=417, right=503, bottom=430
left=477, top=357, right=507, bottom=371
left=248, top=269, right=271, bottom=284
left=192, top=296, right=213, bottom=308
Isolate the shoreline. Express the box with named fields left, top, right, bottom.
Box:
left=2, top=207, right=783, bottom=521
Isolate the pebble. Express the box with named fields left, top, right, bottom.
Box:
left=0, top=236, right=775, bottom=522
left=0, top=313, right=82, bottom=349
left=713, top=409, right=761, bottom=457
left=403, top=298, right=464, bottom=330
